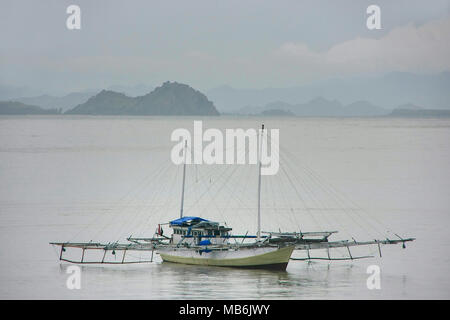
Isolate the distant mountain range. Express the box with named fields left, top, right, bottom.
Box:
left=0, top=84, right=154, bottom=112
left=1, top=72, right=449, bottom=117
left=390, top=104, right=450, bottom=117
left=14, top=92, right=94, bottom=112
left=260, top=109, right=295, bottom=117
left=0, top=101, right=60, bottom=115
left=237, top=98, right=388, bottom=117
left=239, top=99, right=450, bottom=117
left=2, top=95, right=449, bottom=117
left=208, top=72, right=450, bottom=112
left=66, top=81, right=219, bottom=116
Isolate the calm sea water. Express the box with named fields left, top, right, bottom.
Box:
left=0, top=116, right=449, bottom=299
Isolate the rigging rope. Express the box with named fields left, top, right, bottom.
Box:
left=67, top=157, right=172, bottom=242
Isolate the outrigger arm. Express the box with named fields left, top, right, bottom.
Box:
left=261, top=231, right=415, bottom=261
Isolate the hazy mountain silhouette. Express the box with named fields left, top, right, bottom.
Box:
left=260, top=109, right=295, bottom=116
left=65, top=90, right=135, bottom=115
left=15, top=92, right=95, bottom=112
left=208, top=72, right=450, bottom=112
left=106, top=84, right=154, bottom=97
left=389, top=109, right=450, bottom=117
left=395, top=103, right=423, bottom=110
left=389, top=103, right=450, bottom=117
left=66, top=81, right=219, bottom=116
left=0, top=101, right=60, bottom=114
left=238, top=97, right=388, bottom=117
left=7, top=85, right=154, bottom=112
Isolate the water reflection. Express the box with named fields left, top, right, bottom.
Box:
left=57, top=260, right=361, bottom=299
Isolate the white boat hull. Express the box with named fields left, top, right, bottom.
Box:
left=158, top=245, right=294, bottom=270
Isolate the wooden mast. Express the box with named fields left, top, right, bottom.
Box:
left=257, top=124, right=264, bottom=242
left=180, top=140, right=187, bottom=218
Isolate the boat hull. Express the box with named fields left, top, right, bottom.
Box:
left=158, top=245, right=294, bottom=270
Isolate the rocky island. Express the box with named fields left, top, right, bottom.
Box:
left=66, top=81, right=219, bottom=116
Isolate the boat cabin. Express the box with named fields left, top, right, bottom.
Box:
left=169, top=216, right=232, bottom=245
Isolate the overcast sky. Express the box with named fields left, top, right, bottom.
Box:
left=1, top=0, right=449, bottom=94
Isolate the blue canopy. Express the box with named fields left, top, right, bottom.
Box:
left=198, top=239, right=212, bottom=246
left=169, top=216, right=209, bottom=226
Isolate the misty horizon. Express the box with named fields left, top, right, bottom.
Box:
left=3, top=71, right=450, bottom=114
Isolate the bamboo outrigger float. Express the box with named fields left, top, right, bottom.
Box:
left=50, top=124, right=415, bottom=269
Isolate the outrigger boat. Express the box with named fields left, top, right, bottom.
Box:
left=50, top=124, right=414, bottom=270
left=153, top=216, right=294, bottom=270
